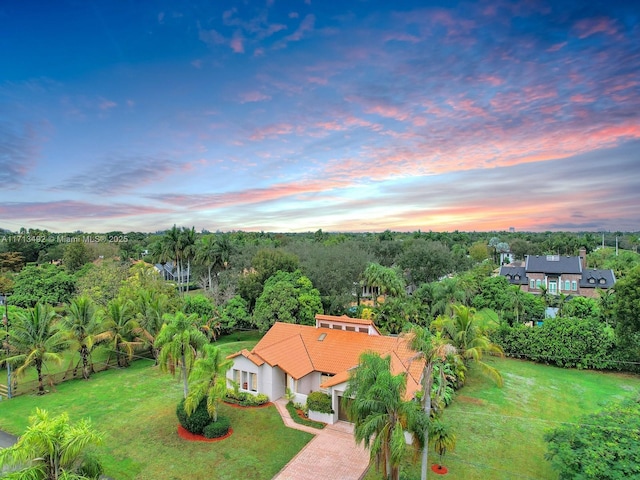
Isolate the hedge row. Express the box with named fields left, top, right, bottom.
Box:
left=491, top=316, right=634, bottom=370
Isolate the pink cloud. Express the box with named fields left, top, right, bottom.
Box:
left=547, top=42, right=567, bottom=53
left=574, top=17, right=619, bottom=39
left=249, top=123, right=295, bottom=141
left=230, top=31, right=245, bottom=53
left=239, top=91, right=272, bottom=103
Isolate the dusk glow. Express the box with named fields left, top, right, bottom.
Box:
left=2, top=0, right=639, bottom=233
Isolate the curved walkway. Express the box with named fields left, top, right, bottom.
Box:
left=272, top=399, right=370, bottom=480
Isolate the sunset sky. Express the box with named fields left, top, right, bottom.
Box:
left=1, top=0, right=639, bottom=233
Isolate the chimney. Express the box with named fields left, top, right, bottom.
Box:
left=579, top=247, right=587, bottom=270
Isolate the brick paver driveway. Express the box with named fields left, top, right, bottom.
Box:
left=272, top=400, right=370, bottom=480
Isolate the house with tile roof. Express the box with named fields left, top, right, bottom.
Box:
left=499, top=248, right=615, bottom=298
left=227, top=314, right=423, bottom=424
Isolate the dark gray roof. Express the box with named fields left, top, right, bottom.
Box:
left=525, top=255, right=582, bottom=274
left=499, top=266, right=528, bottom=285
left=580, top=269, right=616, bottom=289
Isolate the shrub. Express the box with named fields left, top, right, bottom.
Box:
left=307, top=391, right=333, bottom=414
left=203, top=416, right=231, bottom=438
left=224, top=390, right=269, bottom=406
left=176, top=398, right=211, bottom=434
left=286, top=401, right=325, bottom=429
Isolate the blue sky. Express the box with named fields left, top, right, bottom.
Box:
left=1, top=0, right=639, bottom=233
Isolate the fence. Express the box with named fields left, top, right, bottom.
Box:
left=5, top=351, right=156, bottom=398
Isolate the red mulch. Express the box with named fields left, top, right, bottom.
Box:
left=177, top=425, right=233, bottom=442
left=431, top=465, right=448, bottom=475
left=223, top=401, right=273, bottom=409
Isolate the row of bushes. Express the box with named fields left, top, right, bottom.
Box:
left=491, top=316, right=635, bottom=371
left=224, top=389, right=270, bottom=407
left=286, top=401, right=326, bottom=429
left=176, top=399, right=231, bottom=438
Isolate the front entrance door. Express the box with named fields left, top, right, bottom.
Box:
left=338, top=396, right=352, bottom=422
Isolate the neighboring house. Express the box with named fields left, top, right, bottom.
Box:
left=227, top=314, right=423, bottom=424
left=499, top=250, right=515, bottom=265
left=499, top=248, right=615, bottom=299
left=153, top=261, right=190, bottom=283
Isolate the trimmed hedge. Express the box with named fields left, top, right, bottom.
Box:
left=225, top=390, right=270, bottom=406
left=203, top=416, right=231, bottom=438
left=307, top=391, right=333, bottom=414
left=176, top=398, right=211, bottom=435
left=491, top=316, right=621, bottom=370
left=286, top=401, right=326, bottom=429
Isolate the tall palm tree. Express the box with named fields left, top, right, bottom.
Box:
left=431, top=277, right=467, bottom=318
left=362, top=263, right=405, bottom=307
left=0, top=408, right=104, bottom=480
left=61, top=296, right=110, bottom=380
left=406, top=326, right=457, bottom=480
left=184, top=344, right=232, bottom=421
left=4, top=303, right=68, bottom=395
left=155, top=311, right=208, bottom=398
left=195, top=235, right=220, bottom=292
left=180, top=226, right=197, bottom=294
left=344, top=352, right=427, bottom=480
left=161, top=225, right=184, bottom=293
left=432, top=304, right=504, bottom=386
left=103, top=298, right=141, bottom=367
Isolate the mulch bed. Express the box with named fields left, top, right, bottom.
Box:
left=431, top=464, right=449, bottom=475
left=177, top=425, right=233, bottom=442
left=223, top=401, right=273, bottom=409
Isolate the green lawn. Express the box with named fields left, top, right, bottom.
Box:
left=0, top=333, right=313, bottom=480
left=365, top=357, right=640, bottom=480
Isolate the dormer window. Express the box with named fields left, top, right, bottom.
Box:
left=599, top=278, right=606, bottom=284
left=588, top=278, right=595, bottom=284
left=514, top=274, right=520, bottom=280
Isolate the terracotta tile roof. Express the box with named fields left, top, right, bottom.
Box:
left=227, top=348, right=265, bottom=366
left=245, top=322, right=425, bottom=397
left=254, top=333, right=314, bottom=379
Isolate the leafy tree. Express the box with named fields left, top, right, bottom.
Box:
left=251, top=248, right=299, bottom=283
left=253, top=270, right=323, bottom=333
left=185, top=344, right=232, bottom=422
left=562, top=296, right=599, bottom=319
left=61, top=296, right=109, bottom=380
left=63, top=242, right=92, bottom=273
left=182, top=294, right=215, bottom=322
left=468, top=241, right=489, bottom=263
left=76, top=260, right=129, bottom=307
left=398, top=240, right=454, bottom=285
left=433, top=304, right=504, bottom=386
left=155, top=311, right=208, bottom=398
left=2, top=303, right=68, bottom=394
left=0, top=251, right=25, bottom=272
left=219, top=295, right=251, bottom=332
left=613, top=265, right=640, bottom=343
left=430, top=418, right=456, bottom=470
left=544, top=397, right=640, bottom=480
left=344, top=352, right=427, bottom=480
left=117, top=262, right=179, bottom=309
left=9, top=264, right=77, bottom=308
left=102, top=298, right=141, bottom=367
left=0, top=408, right=104, bottom=480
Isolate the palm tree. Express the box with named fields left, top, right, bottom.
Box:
left=0, top=408, right=104, bottom=480
left=155, top=311, right=208, bottom=398
left=180, top=226, right=197, bottom=293
left=430, top=277, right=467, bottom=318
left=362, top=263, right=405, bottom=306
left=195, top=235, right=220, bottom=292
left=344, top=352, right=427, bottom=480
left=134, top=289, right=169, bottom=364
left=61, top=296, right=110, bottom=380
left=4, top=303, right=68, bottom=395
left=103, top=298, right=141, bottom=367
left=184, top=344, right=232, bottom=421
left=406, top=326, right=457, bottom=480
left=430, top=419, right=456, bottom=469
left=509, top=285, right=526, bottom=324
left=432, top=304, right=504, bottom=386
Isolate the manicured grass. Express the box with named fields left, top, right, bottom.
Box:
left=0, top=335, right=314, bottom=480
left=364, top=358, right=640, bottom=480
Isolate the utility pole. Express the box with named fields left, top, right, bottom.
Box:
left=2, top=293, right=11, bottom=399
